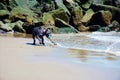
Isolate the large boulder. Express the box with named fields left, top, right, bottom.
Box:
left=0, top=21, right=13, bottom=31
left=81, top=9, right=95, bottom=25
left=116, top=0, right=120, bottom=8
left=0, top=21, right=4, bottom=26
left=66, top=0, right=75, bottom=4
left=0, top=10, right=10, bottom=16
left=12, top=0, right=37, bottom=8
left=87, top=10, right=112, bottom=26
left=63, top=0, right=75, bottom=11
left=42, top=12, right=55, bottom=26
left=13, top=20, right=25, bottom=33
left=0, top=2, right=8, bottom=10
left=50, top=8, right=70, bottom=23
left=55, top=0, right=70, bottom=15
left=77, top=22, right=89, bottom=31
left=109, top=20, right=120, bottom=31
left=71, top=6, right=83, bottom=27
left=90, top=4, right=120, bottom=24
left=102, top=10, right=112, bottom=25
left=88, top=25, right=101, bottom=31
left=75, top=0, right=92, bottom=9
left=81, top=0, right=92, bottom=9
left=0, top=10, right=10, bottom=22
left=0, top=20, right=25, bottom=32
left=10, top=6, right=36, bottom=24
left=103, top=0, right=120, bottom=7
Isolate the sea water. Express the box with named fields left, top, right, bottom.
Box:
left=47, top=32, right=120, bottom=68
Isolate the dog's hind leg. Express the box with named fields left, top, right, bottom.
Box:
left=36, top=35, right=42, bottom=45
left=32, top=34, right=36, bottom=45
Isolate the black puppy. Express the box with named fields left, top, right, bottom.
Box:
left=32, top=27, right=51, bottom=45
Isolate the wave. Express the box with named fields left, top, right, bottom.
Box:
left=46, top=32, right=120, bottom=56
left=56, top=42, right=120, bottom=56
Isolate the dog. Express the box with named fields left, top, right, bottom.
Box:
left=32, top=26, right=55, bottom=45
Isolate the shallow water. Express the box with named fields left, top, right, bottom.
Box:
left=1, top=32, right=120, bottom=68
left=52, top=32, right=120, bottom=55
left=50, top=32, right=120, bottom=68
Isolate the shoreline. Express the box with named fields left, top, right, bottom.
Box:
left=0, top=36, right=120, bottom=80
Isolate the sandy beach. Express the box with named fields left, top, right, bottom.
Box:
left=0, top=35, right=120, bottom=80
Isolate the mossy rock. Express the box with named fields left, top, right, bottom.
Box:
left=98, top=27, right=110, bottom=32
left=56, top=27, right=76, bottom=33
left=92, top=0, right=104, bottom=4
left=55, top=0, right=70, bottom=15
left=81, top=0, right=92, bottom=9
left=42, top=13, right=55, bottom=26
left=87, top=10, right=112, bottom=26
left=81, top=9, right=94, bottom=24
left=11, top=6, right=36, bottom=22
left=13, top=20, right=25, bottom=33
left=77, top=23, right=89, bottom=31
left=101, top=10, right=112, bottom=25
left=0, top=10, right=10, bottom=16
left=0, top=21, right=12, bottom=31
left=0, top=21, right=4, bottom=26
left=71, top=6, right=83, bottom=25
left=0, top=3, right=7, bottom=10
left=0, top=23, right=12, bottom=31
left=50, top=8, right=70, bottom=23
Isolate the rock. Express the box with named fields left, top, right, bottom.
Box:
left=63, top=0, right=75, bottom=11
left=0, top=29, right=6, bottom=34
left=103, top=0, right=120, bottom=7
left=101, top=10, right=112, bottom=25
left=42, top=13, right=55, bottom=26
left=88, top=25, right=101, bottom=31
left=42, top=3, right=52, bottom=12
left=81, top=9, right=95, bottom=24
left=87, top=10, right=112, bottom=26
left=0, top=20, right=13, bottom=32
left=98, top=27, right=110, bottom=32
left=115, top=0, right=120, bottom=8
left=0, top=10, right=10, bottom=22
left=22, top=22, right=34, bottom=34
left=104, top=0, right=113, bottom=5
left=10, top=6, right=36, bottom=23
left=0, top=21, right=25, bottom=32
left=111, top=20, right=119, bottom=25
left=0, top=21, right=4, bottom=26
left=77, top=22, right=89, bottom=31
left=0, top=2, right=8, bottom=10
left=66, top=0, right=75, bottom=4
left=55, top=18, right=79, bottom=32
left=55, top=18, right=69, bottom=28
left=14, top=0, right=37, bottom=8
left=0, top=10, right=10, bottom=16
left=50, top=8, right=70, bottom=23
left=69, top=6, right=90, bottom=32
left=92, top=0, right=104, bottom=4
left=55, top=0, right=70, bottom=15
left=4, top=19, right=11, bottom=23
left=28, top=0, right=37, bottom=8
left=13, top=20, right=25, bottom=33
left=71, top=6, right=83, bottom=27
left=90, top=4, right=120, bottom=24
left=81, top=0, right=92, bottom=9
left=109, top=21, right=120, bottom=31
left=75, top=0, right=92, bottom=9
left=0, top=23, right=12, bottom=32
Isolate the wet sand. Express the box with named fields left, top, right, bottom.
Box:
left=0, top=36, right=120, bottom=80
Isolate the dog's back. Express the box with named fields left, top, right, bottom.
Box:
left=32, top=27, right=42, bottom=36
